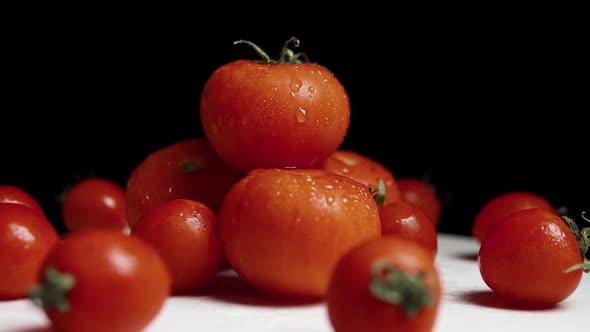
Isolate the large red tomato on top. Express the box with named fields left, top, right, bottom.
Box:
left=200, top=38, right=350, bottom=173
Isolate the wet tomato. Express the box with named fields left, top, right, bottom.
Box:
left=472, top=191, right=554, bottom=243
left=125, top=138, right=243, bottom=228
left=62, top=177, right=127, bottom=233
left=396, top=178, right=441, bottom=227
left=478, top=208, right=587, bottom=307
left=379, top=201, right=438, bottom=255
left=29, top=229, right=171, bottom=332
left=0, top=184, right=44, bottom=215
left=200, top=38, right=350, bottom=173
left=0, top=203, right=59, bottom=299
left=327, top=236, right=441, bottom=332
left=317, top=150, right=401, bottom=204
left=131, top=199, right=222, bottom=294
left=219, top=168, right=381, bottom=298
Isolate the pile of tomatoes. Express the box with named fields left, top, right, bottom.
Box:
left=1, top=37, right=588, bottom=332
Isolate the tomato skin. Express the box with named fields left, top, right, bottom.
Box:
left=200, top=60, right=350, bottom=173
left=379, top=201, right=438, bottom=255
left=219, top=168, right=381, bottom=298
left=0, top=185, right=44, bottom=215
left=125, top=138, right=243, bottom=228
left=37, top=229, right=171, bottom=332
left=396, top=178, right=441, bottom=227
left=131, top=199, right=222, bottom=294
left=327, top=236, right=441, bottom=332
left=318, top=150, right=401, bottom=203
left=478, top=208, right=582, bottom=307
left=62, top=177, right=127, bottom=233
left=0, top=203, right=59, bottom=299
left=472, top=191, right=554, bottom=243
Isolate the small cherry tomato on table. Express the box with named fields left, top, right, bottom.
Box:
left=396, top=178, right=441, bottom=227
left=131, top=199, right=222, bottom=294
left=200, top=38, right=351, bottom=173
left=327, top=236, right=441, bottom=332
left=0, top=203, right=59, bottom=299
left=29, top=229, right=171, bottom=332
left=478, top=208, right=588, bottom=307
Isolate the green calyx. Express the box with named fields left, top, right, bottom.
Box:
left=562, top=211, right=590, bottom=273
left=180, top=160, right=205, bottom=173
left=369, top=178, right=386, bottom=207
left=29, top=267, right=76, bottom=313
left=369, top=258, right=433, bottom=317
left=234, top=36, right=309, bottom=65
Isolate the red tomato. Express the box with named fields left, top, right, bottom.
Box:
left=62, top=177, right=127, bottom=233
left=379, top=201, right=438, bottom=255
left=219, top=168, right=381, bottom=298
left=131, top=199, right=222, bottom=294
left=472, top=191, right=554, bottom=243
left=478, top=208, right=584, bottom=307
left=396, top=178, right=441, bottom=227
left=29, top=229, right=171, bottom=332
left=317, top=150, right=401, bottom=204
left=200, top=38, right=350, bottom=173
left=0, top=184, right=44, bottom=215
left=0, top=203, right=59, bottom=299
left=125, top=138, right=243, bottom=228
left=327, top=236, right=441, bottom=332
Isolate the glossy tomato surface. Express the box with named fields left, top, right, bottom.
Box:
left=472, top=191, right=554, bottom=243
left=0, top=203, right=59, bottom=299
left=318, top=150, right=401, bottom=204
left=125, top=138, right=243, bottom=228
left=478, top=208, right=583, bottom=307
left=62, top=177, right=127, bottom=233
left=31, top=229, right=171, bottom=332
left=131, top=199, right=222, bottom=293
left=200, top=59, right=350, bottom=173
left=219, top=168, right=381, bottom=298
left=327, top=236, right=441, bottom=332
left=0, top=185, right=44, bottom=215
left=379, top=201, right=438, bottom=255
left=396, top=178, right=441, bottom=227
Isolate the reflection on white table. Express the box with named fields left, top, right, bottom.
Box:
left=1, top=233, right=587, bottom=332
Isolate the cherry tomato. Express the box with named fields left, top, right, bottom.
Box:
left=219, top=168, right=381, bottom=298
left=62, top=177, right=127, bottom=233
left=472, top=191, right=554, bottom=243
left=327, top=236, right=441, bottom=332
left=478, top=208, right=585, bottom=307
left=125, top=138, right=243, bottom=228
left=0, top=203, right=59, bottom=299
left=396, top=178, right=442, bottom=227
left=29, top=229, right=171, bottom=332
left=131, top=199, right=222, bottom=294
left=200, top=38, right=350, bottom=173
left=379, top=201, right=438, bottom=255
left=0, top=184, right=44, bottom=215
left=317, top=150, right=401, bottom=204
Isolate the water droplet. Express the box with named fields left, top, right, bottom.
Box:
left=342, top=198, right=348, bottom=203
left=296, top=107, right=308, bottom=123
left=323, top=78, right=328, bottom=83
left=307, top=86, right=315, bottom=93
left=291, top=91, right=296, bottom=97
left=289, top=77, right=303, bottom=92
left=272, top=86, right=278, bottom=92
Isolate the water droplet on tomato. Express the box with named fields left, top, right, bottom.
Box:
left=307, top=86, right=315, bottom=93
left=272, top=86, right=278, bottom=92
left=289, top=77, right=303, bottom=93
left=291, top=91, right=296, bottom=97
left=296, top=107, right=307, bottom=123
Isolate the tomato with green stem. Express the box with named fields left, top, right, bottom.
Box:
left=0, top=203, right=59, bottom=299
left=29, top=229, right=171, bottom=332
left=478, top=208, right=589, bottom=307
left=200, top=37, right=350, bottom=173
left=326, top=236, right=441, bottom=332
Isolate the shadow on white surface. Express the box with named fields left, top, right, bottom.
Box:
left=4, top=327, right=54, bottom=332
left=187, top=272, right=324, bottom=307
left=451, top=290, right=564, bottom=311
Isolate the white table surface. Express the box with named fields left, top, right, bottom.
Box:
left=1, top=233, right=588, bottom=332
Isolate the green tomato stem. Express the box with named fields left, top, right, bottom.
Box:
left=29, top=267, right=76, bottom=313
left=233, top=40, right=272, bottom=63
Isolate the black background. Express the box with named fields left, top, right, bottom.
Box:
left=2, top=12, right=587, bottom=236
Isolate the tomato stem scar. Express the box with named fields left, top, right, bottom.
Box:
left=369, top=258, right=433, bottom=317
left=28, top=267, right=76, bottom=313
